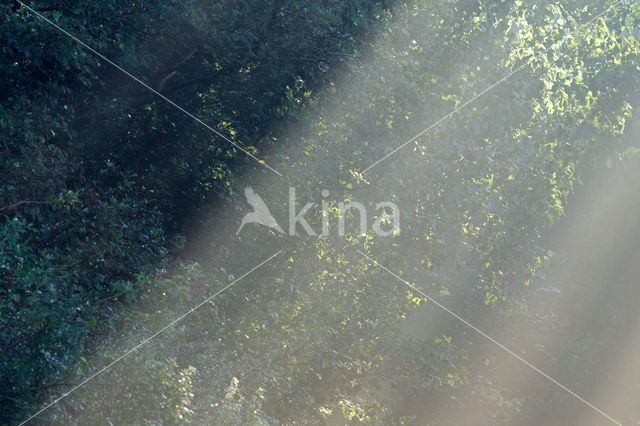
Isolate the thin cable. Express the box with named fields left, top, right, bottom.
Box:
left=356, top=249, right=622, bottom=426
left=361, top=0, right=624, bottom=173
left=16, top=1, right=284, bottom=178
left=19, top=250, right=283, bottom=425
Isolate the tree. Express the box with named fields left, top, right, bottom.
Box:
left=2, top=0, right=639, bottom=424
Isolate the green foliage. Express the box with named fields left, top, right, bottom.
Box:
left=1, top=0, right=639, bottom=424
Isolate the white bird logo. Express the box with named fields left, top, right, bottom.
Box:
left=236, top=186, right=284, bottom=235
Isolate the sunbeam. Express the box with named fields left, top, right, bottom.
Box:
left=3, top=1, right=640, bottom=425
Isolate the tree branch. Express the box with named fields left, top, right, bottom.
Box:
left=0, top=201, right=51, bottom=213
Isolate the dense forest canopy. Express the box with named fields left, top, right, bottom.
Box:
left=1, top=0, right=639, bottom=424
